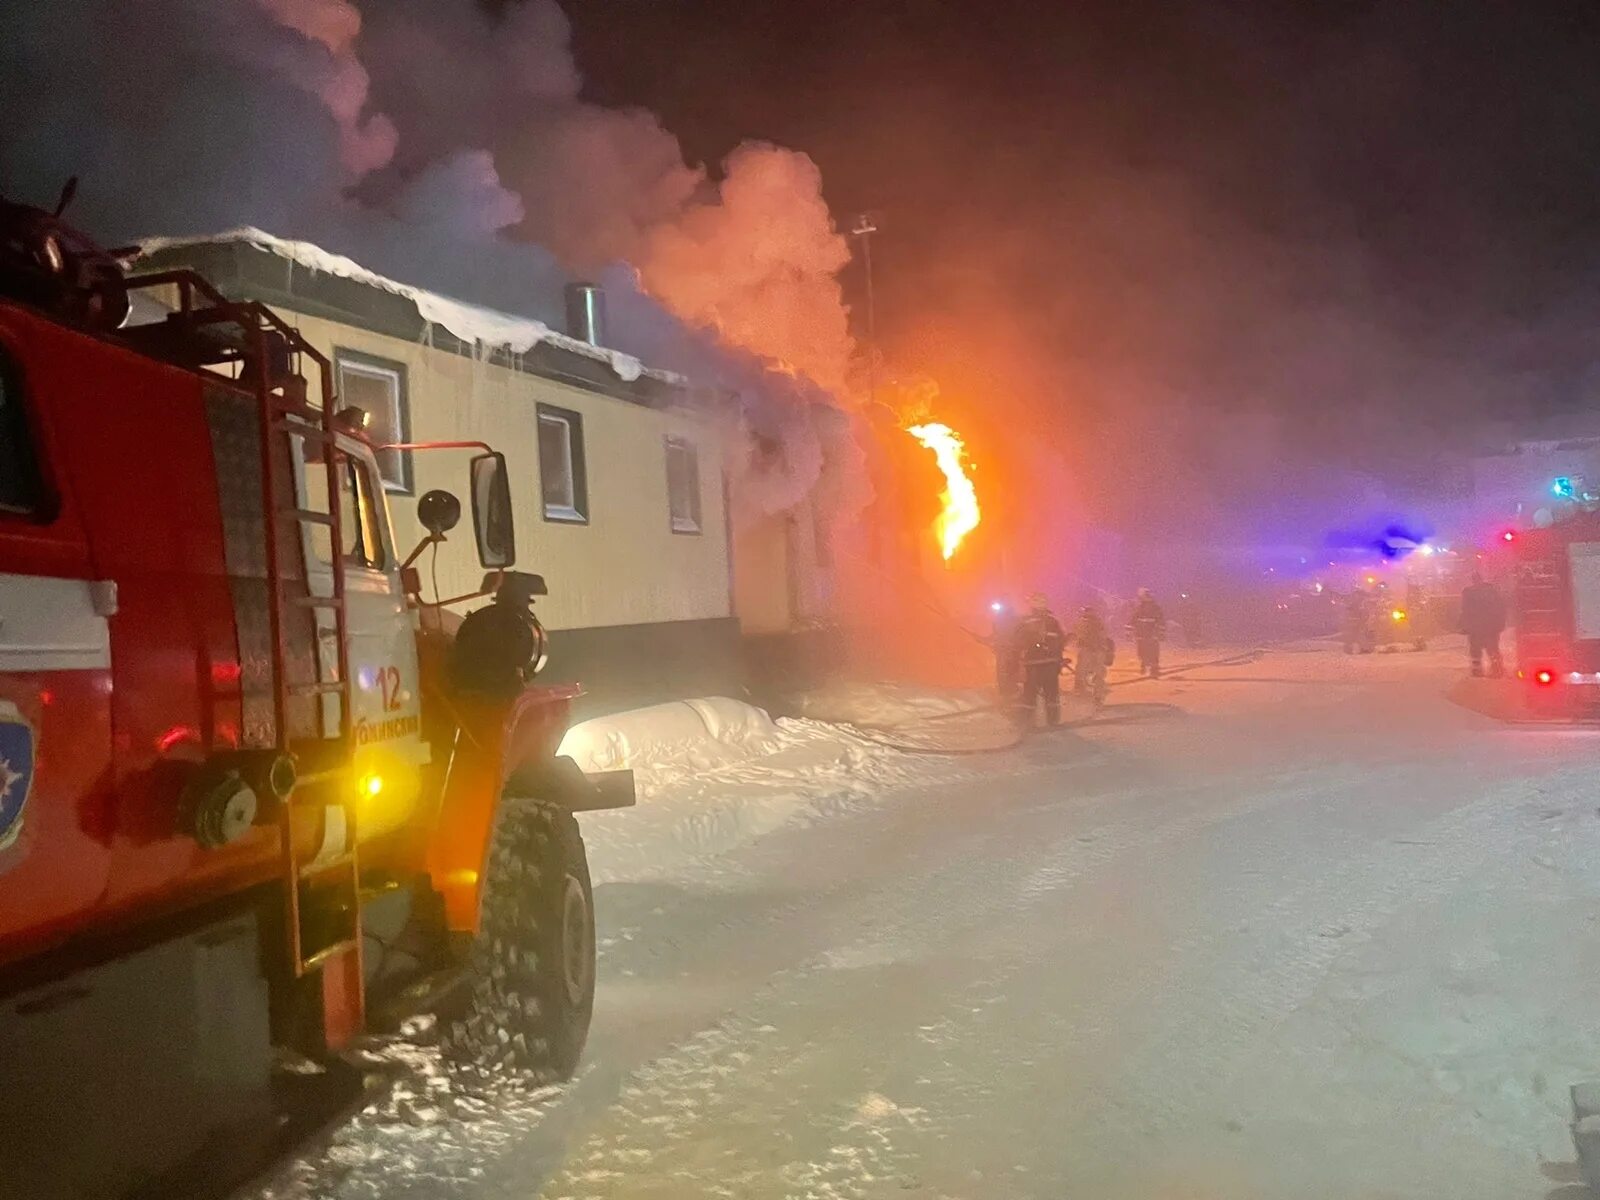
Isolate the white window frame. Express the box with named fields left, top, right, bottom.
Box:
left=665, top=436, right=702, bottom=535
left=334, top=352, right=411, bottom=494
left=537, top=404, right=587, bottom=524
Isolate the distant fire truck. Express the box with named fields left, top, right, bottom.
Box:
left=1510, top=513, right=1600, bottom=715
left=0, top=184, right=632, bottom=1199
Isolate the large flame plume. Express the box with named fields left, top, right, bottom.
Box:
left=906, top=421, right=981, bottom=561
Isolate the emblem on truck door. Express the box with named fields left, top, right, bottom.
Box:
left=0, top=700, right=34, bottom=852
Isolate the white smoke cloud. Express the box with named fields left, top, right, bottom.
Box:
left=637, top=143, right=855, bottom=394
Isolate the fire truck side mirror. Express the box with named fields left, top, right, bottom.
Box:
left=470, top=451, right=517, bottom=570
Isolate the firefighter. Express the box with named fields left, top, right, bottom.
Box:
left=1011, top=592, right=1065, bottom=728
left=1130, top=587, right=1166, bottom=678
left=1070, top=605, right=1115, bottom=704
left=1176, top=591, right=1203, bottom=648
left=1342, top=587, right=1375, bottom=655
left=451, top=572, right=546, bottom=695
left=1405, top=579, right=1429, bottom=649
left=986, top=600, right=1021, bottom=699
left=1459, top=570, right=1506, bottom=678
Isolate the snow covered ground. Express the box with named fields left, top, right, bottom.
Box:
left=262, top=639, right=1600, bottom=1200
left=555, top=693, right=1005, bottom=885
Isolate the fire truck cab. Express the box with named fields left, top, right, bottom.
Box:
left=1512, top=512, right=1600, bottom=716
left=0, top=194, right=631, bottom=1200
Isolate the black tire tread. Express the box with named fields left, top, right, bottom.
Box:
left=441, top=797, right=594, bottom=1081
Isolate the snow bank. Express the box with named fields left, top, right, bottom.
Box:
left=139, top=228, right=684, bottom=385
left=560, top=696, right=975, bottom=884
left=558, top=697, right=783, bottom=787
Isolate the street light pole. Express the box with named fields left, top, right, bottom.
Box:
left=850, top=212, right=879, bottom=410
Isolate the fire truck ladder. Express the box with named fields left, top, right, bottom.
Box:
left=123, top=270, right=365, bottom=997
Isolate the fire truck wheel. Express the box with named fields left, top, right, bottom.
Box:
left=443, top=797, right=594, bottom=1080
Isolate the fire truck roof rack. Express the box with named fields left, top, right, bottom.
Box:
left=119, top=268, right=332, bottom=392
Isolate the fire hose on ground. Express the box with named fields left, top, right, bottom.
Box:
left=842, top=648, right=1272, bottom=755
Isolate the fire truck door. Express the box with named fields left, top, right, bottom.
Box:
left=294, top=439, right=424, bottom=838
left=0, top=334, right=113, bottom=953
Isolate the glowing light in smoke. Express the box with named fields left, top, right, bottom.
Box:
left=906, top=422, right=981, bottom=561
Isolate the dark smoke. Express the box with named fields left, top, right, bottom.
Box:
left=0, top=0, right=867, bottom=524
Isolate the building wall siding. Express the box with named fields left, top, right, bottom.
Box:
left=279, top=310, right=733, bottom=633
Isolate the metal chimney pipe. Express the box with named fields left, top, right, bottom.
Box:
left=563, top=282, right=606, bottom=346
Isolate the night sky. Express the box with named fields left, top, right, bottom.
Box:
left=7, top=0, right=1600, bottom=542
left=566, top=0, right=1600, bottom=528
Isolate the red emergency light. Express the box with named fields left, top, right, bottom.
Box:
left=1535, top=668, right=1555, bottom=686
left=1502, top=530, right=1517, bottom=543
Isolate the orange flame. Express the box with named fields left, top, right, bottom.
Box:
left=906, top=421, right=981, bottom=561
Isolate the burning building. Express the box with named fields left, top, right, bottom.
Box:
left=136, top=231, right=846, bottom=712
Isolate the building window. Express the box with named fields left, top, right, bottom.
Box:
left=665, top=436, right=702, bottom=534
left=335, top=351, right=410, bottom=494
left=0, top=352, right=45, bottom=519
left=537, top=403, right=588, bottom=523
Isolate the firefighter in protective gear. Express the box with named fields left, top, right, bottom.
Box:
left=1459, top=571, right=1506, bottom=677
left=986, top=601, right=1021, bottom=699
left=1342, top=587, right=1375, bottom=655
left=1010, top=592, right=1065, bottom=727
left=1070, top=606, right=1114, bottom=702
left=1130, top=588, right=1166, bottom=678
left=1176, top=592, right=1203, bottom=647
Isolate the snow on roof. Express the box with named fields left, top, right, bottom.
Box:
left=139, top=228, right=686, bottom=386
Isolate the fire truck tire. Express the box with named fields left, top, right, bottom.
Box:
left=442, top=797, right=594, bottom=1080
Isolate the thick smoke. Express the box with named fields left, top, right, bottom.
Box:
left=252, top=0, right=396, bottom=175
left=357, top=0, right=858, bottom=396
left=0, top=0, right=866, bottom=525
left=0, top=0, right=354, bottom=236
left=637, top=144, right=855, bottom=394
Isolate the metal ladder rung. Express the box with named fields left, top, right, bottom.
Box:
left=285, top=593, right=341, bottom=607
left=284, top=508, right=336, bottom=527
left=289, top=680, right=346, bottom=696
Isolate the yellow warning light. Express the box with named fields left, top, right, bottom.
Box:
left=1391, top=609, right=1406, bottom=621
left=359, top=772, right=384, bottom=799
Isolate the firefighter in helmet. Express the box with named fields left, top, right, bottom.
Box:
left=1070, top=605, right=1115, bottom=703
left=986, top=599, right=1022, bottom=700
left=1130, top=587, right=1166, bottom=678
left=1010, top=592, right=1065, bottom=728
left=1459, top=570, right=1506, bottom=677
left=1342, top=585, right=1375, bottom=655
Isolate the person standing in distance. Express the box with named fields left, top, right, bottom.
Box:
left=1011, top=592, right=1066, bottom=729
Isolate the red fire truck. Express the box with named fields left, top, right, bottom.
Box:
left=0, top=188, right=633, bottom=1199
left=1511, top=513, right=1600, bottom=716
